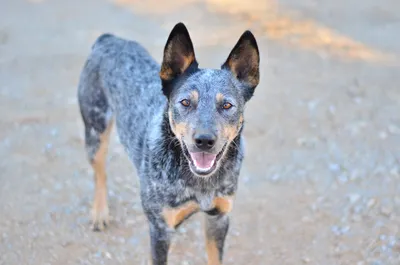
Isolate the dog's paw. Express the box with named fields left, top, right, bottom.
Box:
left=91, top=203, right=109, bottom=232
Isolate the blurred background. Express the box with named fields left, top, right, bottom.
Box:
left=1, top=0, right=400, bottom=264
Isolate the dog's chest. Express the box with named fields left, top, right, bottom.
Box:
left=188, top=190, right=233, bottom=214
left=194, top=192, right=215, bottom=212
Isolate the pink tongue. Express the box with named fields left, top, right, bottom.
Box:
left=189, top=152, right=216, bottom=170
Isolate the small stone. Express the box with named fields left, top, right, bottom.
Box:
left=304, top=189, right=314, bottom=195
left=40, top=189, right=49, bottom=195
left=353, top=97, right=362, bottom=104
left=390, top=167, right=399, bottom=177
left=337, top=174, right=348, bottom=184
left=367, top=198, right=377, bottom=209
left=380, top=205, right=392, bottom=217
left=331, top=226, right=341, bottom=236
left=350, top=169, right=361, bottom=180
left=243, top=176, right=250, bottom=183
left=388, top=124, right=400, bottom=134
left=105, top=252, right=112, bottom=259
left=50, top=128, right=58, bottom=136
left=301, top=216, right=313, bottom=223
left=329, top=105, right=336, bottom=114
left=270, top=174, right=280, bottom=182
left=128, top=236, right=139, bottom=246
left=302, top=257, right=311, bottom=263
left=310, top=203, right=318, bottom=212
left=67, top=97, right=78, bottom=105
left=388, top=235, right=397, bottom=247
left=341, top=226, right=350, bottom=234
left=351, top=214, right=362, bottom=222
left=331, top=225, right=350, bottom=236
left=297, top=137, right=307, bottom=146
left=348, top=194, right=361, bottom=204
left=329, top=163, right=340, bottom=172
left=307, top=100, right=318, bottom=111
left=378, top=131, right=387, bottom=139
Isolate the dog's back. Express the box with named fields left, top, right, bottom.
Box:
left=78, top=33, right=165, bottom=168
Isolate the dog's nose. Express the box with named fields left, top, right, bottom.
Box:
left=194, top=133, right=216, bottom=150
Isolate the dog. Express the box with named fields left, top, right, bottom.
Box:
left=77, top=22, right=260, bottom=265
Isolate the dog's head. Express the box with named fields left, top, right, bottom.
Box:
left=160, top=22, right=260, bottom=177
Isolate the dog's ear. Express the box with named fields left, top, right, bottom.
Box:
left=222, top=30, right=260, bottom=101
left=160, top=22, right=198, bottom=97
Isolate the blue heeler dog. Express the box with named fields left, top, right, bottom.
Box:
left=78, top=22, right=260, bottom=265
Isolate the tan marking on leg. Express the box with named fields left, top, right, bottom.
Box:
left=162, top=201, right=199, bottom=228
left=216, top=93, right=224, bottom=103
left=91, top=119, right=113, bottom=231
left=213, top=196, right=234, bottom=214
left=206, top=239, right=221, bottom=265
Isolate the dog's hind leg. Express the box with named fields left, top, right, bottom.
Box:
left=86, top=117, right=113, bottom=231
left=78, top=72, right=114, bottom=231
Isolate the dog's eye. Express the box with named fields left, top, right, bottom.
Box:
left=180, top=99, right=190, bottom=107
left=222, top=102, right=233, bottom=110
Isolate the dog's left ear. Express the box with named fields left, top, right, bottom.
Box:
left=160, top=22, right=198, bottom=97
left=222, top=30, right=260, bottom=101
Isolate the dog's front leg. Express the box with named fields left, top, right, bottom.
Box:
left=205, top=214, right=230, bottom=265
left=149, top=221, right=172, bottom=265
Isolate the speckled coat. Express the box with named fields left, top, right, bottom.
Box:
left=78, top=23, right=260, bottom=265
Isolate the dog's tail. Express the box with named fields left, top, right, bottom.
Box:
left=91, top=33, right=114, bottom=50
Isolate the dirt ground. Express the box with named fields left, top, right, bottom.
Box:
left=1, top=0, right=400, bottom=264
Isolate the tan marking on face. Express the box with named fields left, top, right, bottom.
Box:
left=168, top=109, right=174, bottom=131
left=213, top=196, right=234, bottom=214
left=174, top=122, right=188, bottom=136
left=162, top=201, right=199, bottom=228
left=168, top=110, right=188, bottom=138
left=91, top=118, right=114, bottom=231
left=190, top=90, right=199, bottom=103
left=223, top=124, right=238, bottom=142
left=206, top=239, right=221, bottom=265
left=239, top=115, right=244, bottom=123
left=216, top=93, right=224, bottom=103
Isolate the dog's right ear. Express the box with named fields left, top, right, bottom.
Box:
left=160, top=22, right=198, bottom=98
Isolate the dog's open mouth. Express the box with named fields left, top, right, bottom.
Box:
left=189, top=152, right=217, bottom=172
left=182, top=144, right=226, bottom=176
